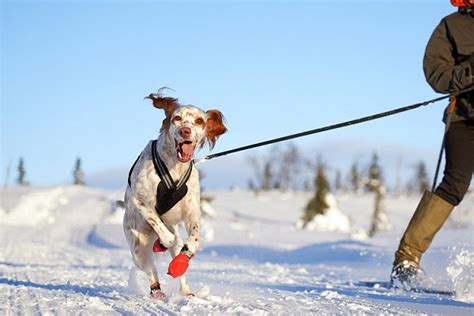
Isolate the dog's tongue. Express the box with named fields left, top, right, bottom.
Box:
left=179, top=142, right=195, bottom=162
left=182, top=142, right=194, bottom=158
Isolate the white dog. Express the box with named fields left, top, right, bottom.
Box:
left=121, top=90, right=227, bottom=298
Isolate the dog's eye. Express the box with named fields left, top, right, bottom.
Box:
left=195, top=118, right=205, bottom=126
left=173, top=116, right=182, bottom=123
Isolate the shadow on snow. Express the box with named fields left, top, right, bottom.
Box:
left=201, top=240, right=390, bottom=265
left=0, top=277, right=120, bottom=300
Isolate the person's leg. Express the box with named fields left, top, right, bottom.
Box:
left=435, top=121, right=474, bottom=206
left=391, top=121, right=473, bottom=284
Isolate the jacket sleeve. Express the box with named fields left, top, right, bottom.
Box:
left=423, top=19, right=473, bottom=93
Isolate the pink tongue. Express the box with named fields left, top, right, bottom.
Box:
left=181, top=143, right=195, bottom=159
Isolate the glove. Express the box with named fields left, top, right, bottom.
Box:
left=167, top=246, right=193, bottom=278
left=152, top=239, right=168, bottom=253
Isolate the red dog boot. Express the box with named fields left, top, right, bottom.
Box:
left=167, top=245, right=194, bottom=278
left=149, top=282, right=166, bottom=300
left=152, top=239, right=168, bottom=253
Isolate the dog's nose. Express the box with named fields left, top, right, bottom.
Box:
left=179, top=127, right=191, bottom=138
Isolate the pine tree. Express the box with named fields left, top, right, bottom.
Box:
left=350, top=162, right=361, bottom=193
left=365, top=152, right=390, bottom=237
left=247, top=155, right=274, bottom=192
left=262, top=161, right=273, bottom=191
left=17, top=158, right=27, bottom=186
left=335, top=169, right=342, bottom=193
left=302, top=160, right=330, bottom=225
left=368, top=152, right=382, bottom=183
left=416, top=161, right=430, bottom=193
left=274, top=143, right=301, bottom=191
left=73, top=157, right=85, bottom=185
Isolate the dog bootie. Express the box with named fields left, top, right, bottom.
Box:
left=168, top=245, right=194, bottom=278
left=152, top=239, right=168, bottom=253
left=149, top=282, right=166, bottom=299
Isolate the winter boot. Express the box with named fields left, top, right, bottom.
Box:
left=391, top=260, right=422, bottom=290
left=391, top=190, right=454, bottom=287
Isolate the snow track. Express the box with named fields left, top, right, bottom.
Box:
left=1, top=187, right=473, bottom=314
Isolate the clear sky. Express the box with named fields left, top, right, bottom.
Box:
left=1, top=0, right=457, bottom=189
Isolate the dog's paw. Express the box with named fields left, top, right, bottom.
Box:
left=159, top=233, right=176, bottom=248
left=150, top=290, right=166, bottom=300
left=152, top=239, right=168, bottom=253
left=168, top=253, right=190, bottom=278
left=180, top=286, right=194, bottom=297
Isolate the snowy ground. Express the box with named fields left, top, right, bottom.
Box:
left=0, top=185, right=473, bottom=315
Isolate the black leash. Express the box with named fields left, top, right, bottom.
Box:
left=200, top=87, right=474, bottom=163
left=431, top=96, right=457, bottom=192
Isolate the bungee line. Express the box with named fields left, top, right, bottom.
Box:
left=195, top=86, right=474, bottom=164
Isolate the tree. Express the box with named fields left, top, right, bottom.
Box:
left=367, top=152, right=383, bottom=186
left=301, top=160, right=330, bottom=225
left=349, top=162, right=362, bottom=193
left=415, top=161, right=430, bottom=193
left=334, top=169, right=343, bottom=193
left=16, top=158, right=28, bottom=186
left=247, top=155, right=274, bottom=192
left=247, top=143, right=301, bottom=192
left=273, top=143, right=301, bottom=191
left=365, top=152, right=390, bottom=237
left=73, top=157, right=85, bottom=185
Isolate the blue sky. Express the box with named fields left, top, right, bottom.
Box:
left=1, top=0, right=456, bottom=189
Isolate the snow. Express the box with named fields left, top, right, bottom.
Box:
left=295, top=193, right=351, bottom=233
left=1, top=185, right=473, bottom=315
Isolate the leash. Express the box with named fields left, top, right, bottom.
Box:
left=197, top=87, right=474, bottom=164
left=431, top=95, right=457, bottom=192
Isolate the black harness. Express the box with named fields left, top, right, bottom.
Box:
left=128, top=140, right=193, bottom=215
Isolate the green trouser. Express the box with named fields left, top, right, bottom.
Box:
left=394, top=190, right=454, bottom=266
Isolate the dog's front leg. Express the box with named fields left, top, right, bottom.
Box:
left=167, top=226, right=193, bottom=296
left=131, top=197, right=176, bottom=248
left=166, top=211, right=200, bottom=284
left=184, top=211, right=201, bottom=254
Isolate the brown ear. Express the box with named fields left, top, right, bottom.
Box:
left=206, top=109, right=227, bottom=149
left=145, top=93, right=178, bottom=115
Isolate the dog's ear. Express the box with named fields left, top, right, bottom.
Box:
left=146, top=93, right=178, bottom=116
left=146, top=91, right=179, bottom=132
left=206, top=109, right=227, bottom=149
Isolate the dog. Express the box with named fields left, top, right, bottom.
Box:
left=121, top=90, right=227, bottom=298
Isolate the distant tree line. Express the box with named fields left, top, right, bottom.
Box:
left=246, top=143, right=432, bottom=196
left=6, top=157, right=85, bottom=187
left=247, top=143, right=434, bottom=236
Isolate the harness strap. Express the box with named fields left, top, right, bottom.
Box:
left=151, top=140, right=193, bottom=215
left=151, top=140, right=193, bottom=192
left=128, top=154, right=141, bottom=187
left=127, top=140, right=194, bottom=215
left=152, top=140, right=174, bottom=189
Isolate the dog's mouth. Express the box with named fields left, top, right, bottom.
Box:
left=175, top=140, right=196, bottom=163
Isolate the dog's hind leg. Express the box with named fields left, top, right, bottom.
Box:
left=126, top=229, right=164, bottom=298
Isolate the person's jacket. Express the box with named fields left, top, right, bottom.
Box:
left=423, top=11, right=474, bottom=122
